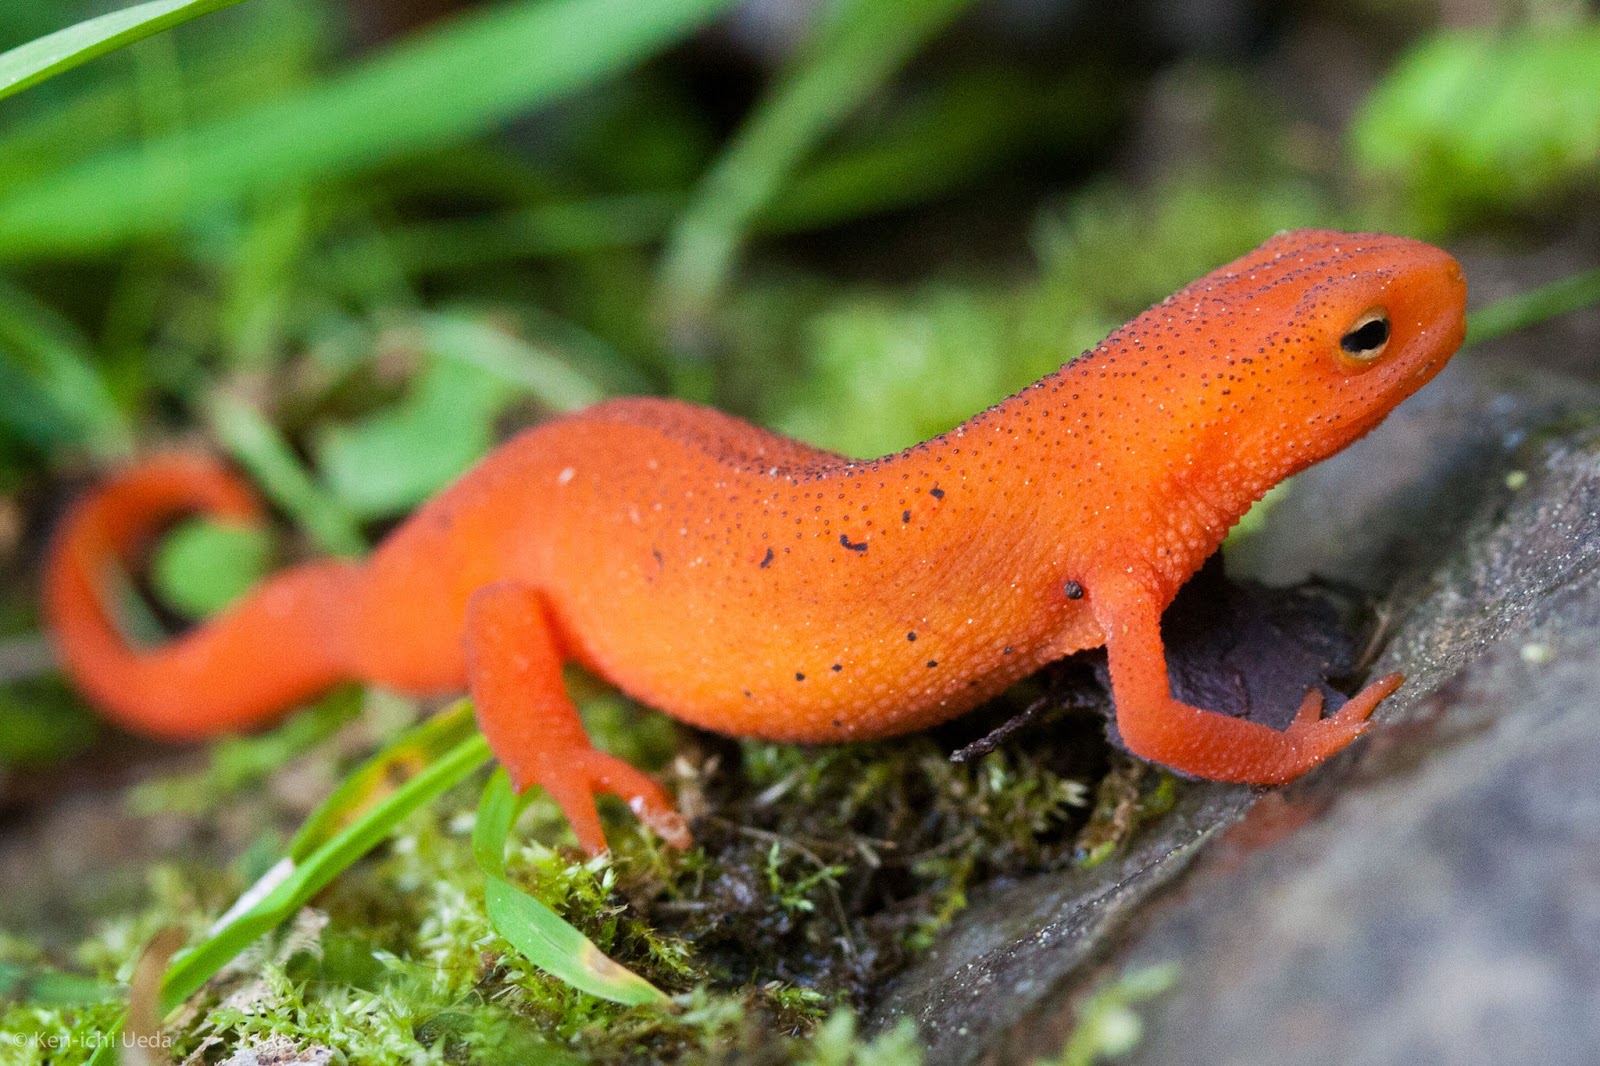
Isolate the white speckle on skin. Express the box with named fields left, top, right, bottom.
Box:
left=557, top=467, right=576, bottom=485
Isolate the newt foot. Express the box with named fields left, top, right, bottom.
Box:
left=1276, top=672, right=1403, bottom=779
left=526, top=748, right=690, bottom=855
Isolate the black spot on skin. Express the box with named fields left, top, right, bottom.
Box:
left=832, top=663, right=843, bottom=672
left=760, top=548, right=774, bottom=568
left=743, top=690, right=752, bottom=699
left=832, top=719, right=842, bottom=728
left=907, top=631, right=917, bottom=642
left=652, top=549, right=664, bottom=569
left=1003, top=646, right=1013, bottom=655
left=902, top=510, right=911, bottom=523
left=796, top=672, right=806, bottom=682
left=927, top=660, right=938, bottom=668
left=840, top=534, right=868, bottom=553
left=1064, top=581, right=1084, bottom=600
left=930, top=487, right=945, bottom=499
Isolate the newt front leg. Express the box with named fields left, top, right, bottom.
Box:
left=1088, top=569, right=1402, bottom=783
left=463, top=581, right=690, bottom=854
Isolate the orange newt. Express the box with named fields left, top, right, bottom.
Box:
left=44, top=229, right=1467, bottom=855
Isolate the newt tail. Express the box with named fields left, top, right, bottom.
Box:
left=43, top=455, right=361, bottom=739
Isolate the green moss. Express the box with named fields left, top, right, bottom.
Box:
left=1351, top=25, right=1600, bottom=231
left=1073, top=756, right=1179, bottom=871
left=0, top=676, right=1114, bottom=1062
left=0, top=1002, right=128, bottom=1066
left=1038, top=963, right=1180, bottom=1066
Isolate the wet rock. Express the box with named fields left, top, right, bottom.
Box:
left=1112, top=405, right=1600, bottom=1066
left=867, top=353, right=1600, bottom=1065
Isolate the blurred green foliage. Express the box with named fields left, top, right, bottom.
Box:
left=656, top=0, right=979, bottom=353
left=0, top=0, right=1598, bottom=1062
left=150, top=516, right=273, bottom=616
left=0, top=0, right=738, bottom=255
left=1353, top=22, right=1600, bottom=229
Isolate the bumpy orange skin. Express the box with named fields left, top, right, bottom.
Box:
left=44, top=230, right=1468, bottom=853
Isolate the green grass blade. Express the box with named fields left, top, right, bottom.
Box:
left=85, top=1022, right=125, bottom=1066
left=0, top=277, right=133, bottom=458
left=655, top=0, right=978, bottom=339
left=484, top=875, right=669, bottom=1006
left=475, top=771, right=668, bottom=1006
left=287, top=700, right=478, bottom=859
left=205, top=392, right=367, bottom=557
left=1466, top=265, right=1600, bottom=347
left=0, top=0, right=738, bottom=257
left=0, top=960, right=122, bottom=1006
left=160, top=712, right=492, bottom=1015
left=761, top=70, right=1065, bottom=234
left=472, top=767, right=525, bottom=877
left=381, top=193, right=681, bottom=275
left=0, top=0, right=249, bottom=104
left=418, top=313, right=608, bottom=413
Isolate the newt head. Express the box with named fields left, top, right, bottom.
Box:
left=1276, top=228, right=1467, bottom=434
left=1110, top=228, right=1469, bottom=486
left=1047, top=228, right=1468, bottom=579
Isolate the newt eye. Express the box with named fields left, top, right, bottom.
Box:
left=1339, top=309, right=1390, bottom=362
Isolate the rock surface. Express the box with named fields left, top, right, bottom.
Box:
left=869, top=352, right=1600, bottom=1065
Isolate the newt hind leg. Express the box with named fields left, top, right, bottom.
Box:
left=1090, top=569, right=1400, bottom=784
left=464, top=581, right=690, bottom=854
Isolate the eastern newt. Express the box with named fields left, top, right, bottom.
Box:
left=44, top=229, right=1468, bottom=854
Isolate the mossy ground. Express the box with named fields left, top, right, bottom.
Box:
left=0, top=666, right=1181, bottom=1064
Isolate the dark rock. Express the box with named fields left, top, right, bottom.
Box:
left=867, top=353, right=1600, bottom=1065
left=1139, top=562, right=1359, bottom=734
left=1114, top=410, right=1600, bottom=1066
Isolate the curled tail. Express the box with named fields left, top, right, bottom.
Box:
left=44, top=454, right=361, bottom=739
